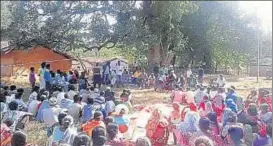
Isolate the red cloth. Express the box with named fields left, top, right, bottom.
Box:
left=198, top=102, right=206, bottom=111
left=189, top=103, right=197, bottom=111
left=1, top=123, right=12, bottom=146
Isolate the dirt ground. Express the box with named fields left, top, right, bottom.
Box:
left=1, top=75, right=272, bottom=145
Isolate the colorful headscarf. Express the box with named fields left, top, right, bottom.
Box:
left=189, top=103, right=197, bottom=111
left=222, top=108, right=235, bottom=126
left=178, top=111, right=200, bottom=133
left=226, top=99, right=237, bottom=113
left=247, top=103, right=258, bottom=116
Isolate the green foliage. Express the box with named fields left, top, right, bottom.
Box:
left=2, top=1, right=271, bottom=73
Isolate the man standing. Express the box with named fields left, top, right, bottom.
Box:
left=38, top=62, right=46, bottom=90
left=115, top=61, right=123, bottom=88
left=44, top=64, right=52, bottom=91
left=153, top=63, right=160, bottom=78
left=103, top=62, right=111, bottom=85
left=216, top=74, right=226, bottom=87
left=186, top=66, right=192, bottom=87
left=198, top=66, right=204, bottom=84
left=93, top=63, right=102, bottom=89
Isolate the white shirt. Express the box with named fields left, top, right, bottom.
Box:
left=209, top=90, right=218, bottom=99
left=6, top=96, right=13, bottom=103
left=42, top=107, right=62, bottom=127
left=216, top=77, right=226, bottom=87
left=104, top=66, right=110, bottom=74
left=194, top=90, right=207, bottom=105
left=186, top=69, right=192, bottom=78
left=28, top=91, right=38, bottom=104
left=57, top=92, right=65, bottom=105
left=67, top=90, right=77, bottom=100
left=28, top=100, right=40, bottom=116
left=105, top=100, right=115, bottom=115
left=68, top=103, right=83, bottom=123
left=116, top=65, right=123, bottom=75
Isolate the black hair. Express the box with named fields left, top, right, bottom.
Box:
left=11, top=131, right=27, bottom=146
left=72, top=133, right=91, bottom=146
left=106, top=123, right=119, bottom=140
left=92, top=126, right=106, bottom=146
left=10, top=85, right=16, bottom=91
left=69, top=70, right=73, bottom=75
left=87, top=97, right=94, bottom=105
left=64, top=93, right=69, bottom=99
left=228, top=126, right=244, bottom=143
left=57, top=86, right=63, bottom=92
left=104, top=117, right=114, bottom=126
left=9, top=101, right=18, bottom=111
left=17, top=88, right=24, bottom=94
left=15, top=92, right=23, bottom=99
left=68, top=84, right=75, bottom=91
left=57, top=69, right=61, bottom=74
left=58, top=112, right=68, bottom=125
left=199, top=118, right=210, bottom=132
left=0, top=92, right=6, bottom=102
left=3, top=118, right=14, bottom=127
left=33, top=86, right=40, bottom=93
left=50, top=71, right=56, bottom=78
left=41, top=62, right=46, bottom=68
left=90, top=87, right=94, bottom=91
left=3, top=86, right=9, bottom=90
left=73, top=94, right=80, bottom=103
left=100, top=91, right=105, bottom=96
left=93, top=111, right=102, bottom=120
left=30, top=67, right=35, bottom=71
left=3, top=90, right=9, bottom=96
left=46, top=64, right=51, bottom=69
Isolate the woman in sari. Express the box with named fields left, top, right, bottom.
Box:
left=105, top=123, right=134, bottom=146
left=146, top=108, right=169, bottom=146
left=113, top=104, right=130, bottom=134
left=245, top=103, right=260, bottom=134
left=208, top=112, right=221, bottom=135
left=1, top=122, right=12, bottom=146
left=175, top=111, right=200, bottom=146
left=81, top=111, right=105, bottom=136
left=259, top=103, right=272, bottom=125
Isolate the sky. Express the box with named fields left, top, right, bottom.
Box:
left=239, top=1, right=272, bottom=32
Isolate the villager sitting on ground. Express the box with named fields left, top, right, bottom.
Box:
left=81, top=111, right=105, bottom=136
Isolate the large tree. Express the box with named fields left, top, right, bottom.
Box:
left=2, top=1, right=270, bottom=72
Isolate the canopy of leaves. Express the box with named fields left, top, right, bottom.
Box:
left=1, top=1, right=271, bottom=71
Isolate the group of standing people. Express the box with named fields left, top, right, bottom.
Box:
left=94, top=61, right=130, bottom=88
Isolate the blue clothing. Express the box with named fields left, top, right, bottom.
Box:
left=198, top=69, right=204, bottom=77
left=114, top=116, right=129, bottom=126
left=60, top=98, right=73, bottom=109
left=226, top=92, right=238, bottom=104
left=15, top=99, right=27, bottom=110
left=82, top=104, right=93, bottom=123
left=44, top=70, right=51, bottom=82
left=78, top=78, right=87, bottom=91
left=52, top=127, right=65, bottom=142
left=226, top=99, right=238, bottom=113
left=94, top=96, right=105, bottom=105
left=36, top=100, right=50, bottom=121
left=67, top=75, right=72, bottom=82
